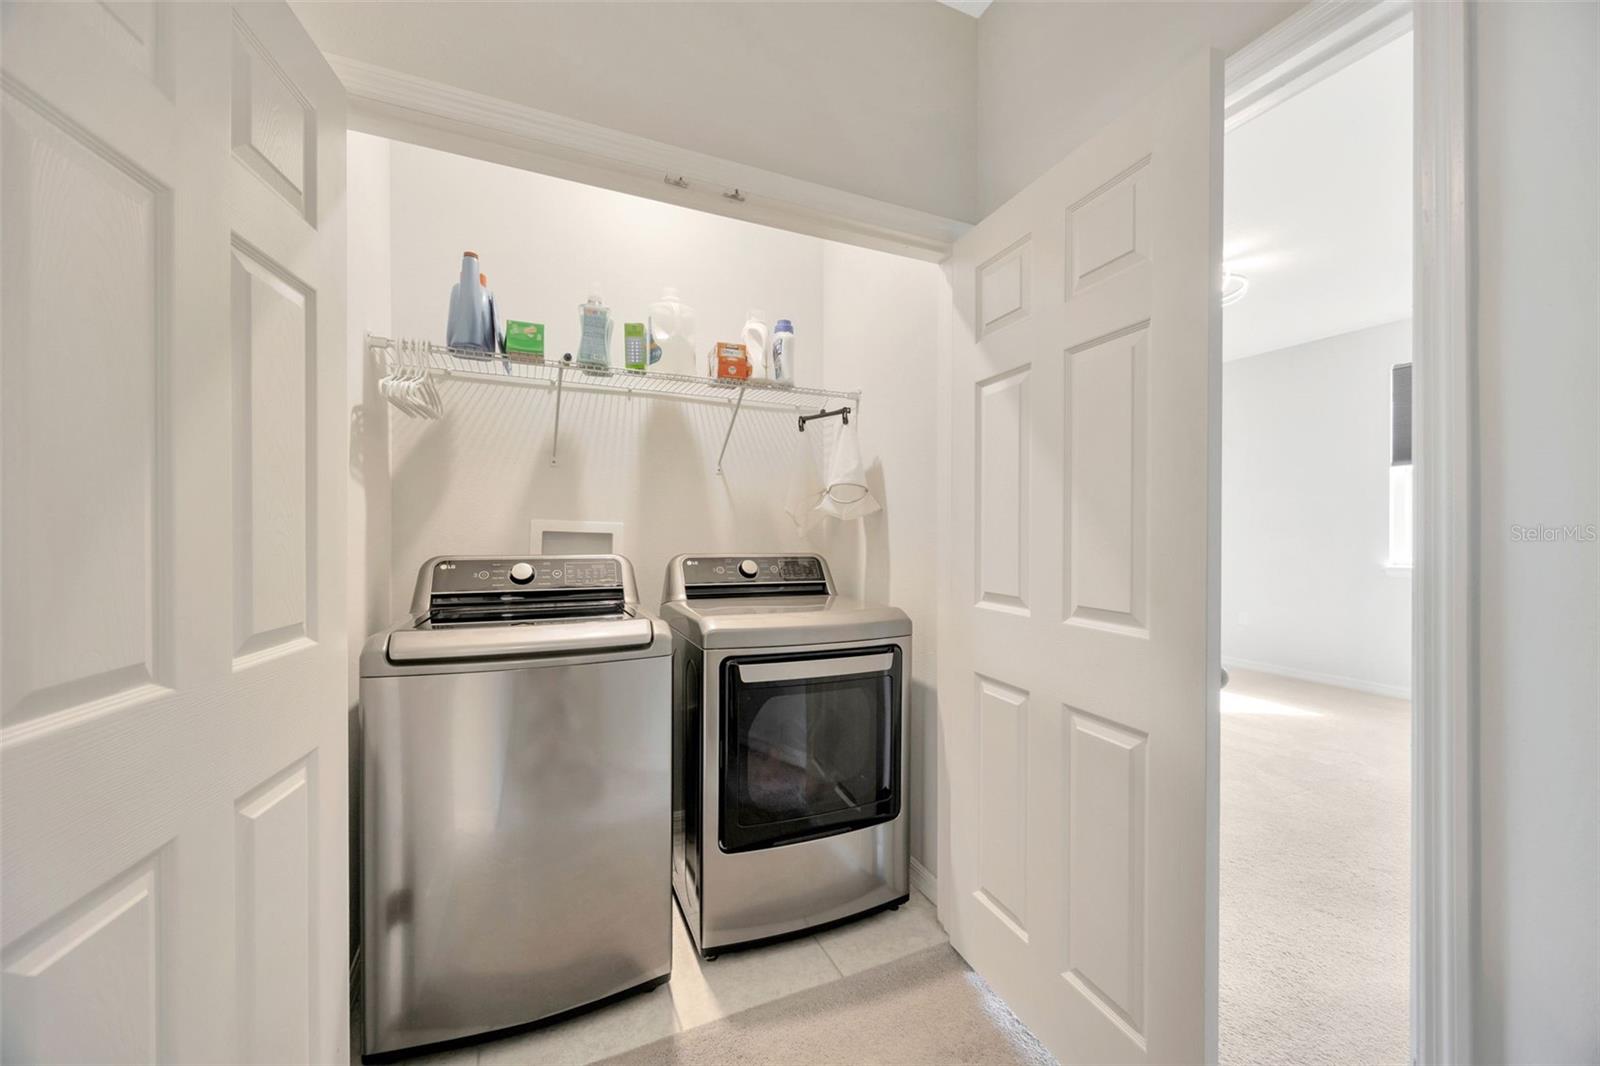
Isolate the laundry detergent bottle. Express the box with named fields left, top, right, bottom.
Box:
left=741, top=310, right=770, bottom=380
left=770, top=319, right=796, bottom=385
left=446, top=251, right=491, bottom=350
left=577, top=288, right=613, bottom=369
left=481, top=273, right=502, bottom=353
left=646, top=287, right=696, bottom=375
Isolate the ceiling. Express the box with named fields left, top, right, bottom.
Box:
left=1223, top=32, right=1412, bottom=361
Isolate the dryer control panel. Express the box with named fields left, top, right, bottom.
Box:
left=674, top=554, right=832, bottom=600
left=682, top=555, right=824, bottom=584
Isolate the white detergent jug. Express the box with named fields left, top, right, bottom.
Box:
left=741, top=310, right=770, bottom=381
left=770, top=319, right=796, bottom=385
left=646, top=287, right=696, bottom=375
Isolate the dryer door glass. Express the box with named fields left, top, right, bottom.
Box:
left=720, top=647, right=901, bottom=852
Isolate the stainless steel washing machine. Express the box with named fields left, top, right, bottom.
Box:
left=359, top=555, right=671, bottom=1059
left=660, top=553, right=911, bottom=958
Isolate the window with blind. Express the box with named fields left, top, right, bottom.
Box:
left=1389, top=363, right=1413, bottom=567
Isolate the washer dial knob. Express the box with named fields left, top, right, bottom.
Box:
left=509, top=562, right=535, bottom=584
left=738, top=559, right=760, bottom=579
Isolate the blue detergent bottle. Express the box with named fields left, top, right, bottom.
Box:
left=445, top=251, right=491, bottom=350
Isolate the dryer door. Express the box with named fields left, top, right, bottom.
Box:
left=719, top=647, right=902, bottom=852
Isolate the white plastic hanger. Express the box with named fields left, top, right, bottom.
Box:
left=381, top=339, right=443, bottom=419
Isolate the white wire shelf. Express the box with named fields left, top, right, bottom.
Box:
left=367, top=334, right=859, bottom=474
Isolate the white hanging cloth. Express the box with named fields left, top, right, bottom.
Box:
left=784, top=423, right=827, bottom=532
left=815, top=418, right=881, bottom=520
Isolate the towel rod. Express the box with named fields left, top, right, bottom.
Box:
left=798, top=406, right=850, bottom=432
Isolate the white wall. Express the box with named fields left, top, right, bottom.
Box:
left=294, top=1, right=979, bottom=223
left=299, top=2, right=1306, bottom=225
left=976, top=0, right=1296, bottom=215
left=1221, top=320, right=1412, bottom=697
left=1472, top=3, right=1600, bottom=1061
left=818, top=241, right=943, bottom=883
left=382, top=139, right=824, bottom=612
left=353, top=138, right=944, bottom=873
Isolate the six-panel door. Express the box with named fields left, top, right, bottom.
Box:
left=1, top=3, right=347, bottom=1062
left=940, top=50, right=1222, bottom=1066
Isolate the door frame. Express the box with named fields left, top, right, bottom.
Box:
left=1220, top=3, right=1475, bottom=1064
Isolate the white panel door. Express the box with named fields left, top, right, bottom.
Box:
left=1, top=3, right=347, bottom=1063
left=939, top=51, right=1221, bottom=1064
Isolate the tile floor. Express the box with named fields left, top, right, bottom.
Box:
left=382, top=889, right=947, bottom=1065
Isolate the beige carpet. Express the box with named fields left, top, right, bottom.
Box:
left=1219, top=669, right=1410, bottom=1065
left=594, top=944, right=1055, bottom=1066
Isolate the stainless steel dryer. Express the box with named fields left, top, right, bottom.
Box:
left=359, top=555, right=671, bottom=1060
left=660, top=553, right=911, bottom=958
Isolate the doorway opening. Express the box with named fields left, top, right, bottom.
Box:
left=1219, top=28, right=1415, bottom=1065
left=344, top=129, right=955, bottom=1061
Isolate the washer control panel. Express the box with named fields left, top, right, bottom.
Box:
left=682, top=555, right=826, bottom=584
left=431, top=556, right=622, bottom=593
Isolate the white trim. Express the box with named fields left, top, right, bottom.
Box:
left=1223, top=657, right=1412, bottom=702
left=1225, top=1, right=1413, bottom=131
left=326, top=54, right=967, bottom=263
left=1411, top=3, right=1475, bottom=1064
left=909, top=856, right=938, bottom=909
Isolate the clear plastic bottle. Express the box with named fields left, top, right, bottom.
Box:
left=577, top=289, right=613, bottom=369
left=646, top=287, right=696, bottom=375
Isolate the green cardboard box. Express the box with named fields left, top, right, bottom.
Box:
left=624, top=322, right=647, bottom=371
left=505, top=320, right=545, bottom=359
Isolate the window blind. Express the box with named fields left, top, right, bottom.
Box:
left=1392, top=363, right=1412, bottom=466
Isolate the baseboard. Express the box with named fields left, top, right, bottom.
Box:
left=1223, top=657, right=1411, bottom=701
left=909, top=856, right=937, bottom=906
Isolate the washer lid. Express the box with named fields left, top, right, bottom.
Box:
left=369, top=553, right=668, bottom=667
left=659, top=595, right=911, bottom=649
left=386, top=613, right=659, bottom=663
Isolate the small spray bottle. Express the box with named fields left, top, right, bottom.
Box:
left=577, top=287, right=613, bottom=369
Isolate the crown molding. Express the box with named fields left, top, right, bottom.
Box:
left=328, top=54, right=967, bottom=262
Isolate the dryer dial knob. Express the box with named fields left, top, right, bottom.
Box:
left=738, top=559, right=759, bottom=579
left=509, top=562, right=535, bottom=584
